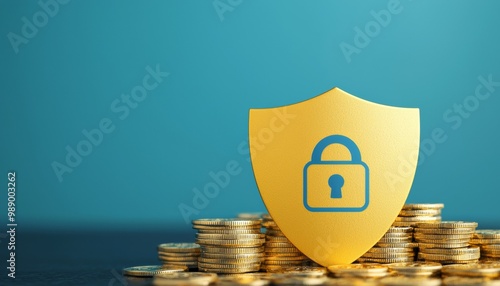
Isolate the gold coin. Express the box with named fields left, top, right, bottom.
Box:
left=261, top=260, right=305, bottom=266
left=416, top=221, right=478, bottom=229
left=421, top=246, right=480, bottom=255
left=379, top=277, right=441, bottom=286
left=265, top=247, right=301, bottom=253
left=442, top=263, right=500, bottom=278
left=265, top=242, right=295, bottom=248
left=201, top=246, right=264, bottom=254
left=470, top=238, right=500, bottom=245
left=196, top=233, right=265, bottom=240
left=161, top=261, right=198, bottom=267
left=198, top=265, right=261, bottom=274
left=418, top=252, right=480, bottom=261
left=474, top=230, right=500, bottom=239
left=361, top=252, right=414, bottom=259
left=357, top=257, right=414, bottom=264
left=393, top=222, right=419, bottom=227
left=158, top=255, right=198, bottom=262
left=367, top=247, right=415, bottom=253
left=216, top=275, right=270, bottom=286
left=399, top=209, right=442, bottom=217
left=414, top=233, right=472, bottom=240
left=266, top=236, right=290, bottom=242
left=198, top=261, right=260, bottom=269
left=483, top=245, right=500, bottom=251
left=201, top=252, right=264, bottom=259
left=262, top=221, right=278, bottom=228
left=376, top=242, right=419, bottom=248
left=157, top=243, right=200, bottom=253
left=198, top=228, right=262, bottom=234
left=123, top=265, right=187, bottom=277
left=237, top=213, right=264, bottom=219
left=387, top=262, right=442, bottom=273
left=419, top=242, right=470, bottom=249
left=402, top=204, right=444, bottom=210
left=378, top=237, right=413, bottom=244
left=194, top=225, right=262, bottom=231
left=415, top=228, right=475, bottom=235
left=265, top=255, right=308, bottom=261
left=382, top=232, right=414, bottom=238
left=416, top=238, right=472, bottom=244
left=386, top=226, right=414, bottom=233
left=266, top=230, right=285, bottom=236
left=329, top=265, right=388, bottom=278
left=198, top=257, right=262, bottom=264
left=273, top=266, right=327, bottom=276
left=264, top=252, right=306, bottom=257
left=442, top=276, right=500, bottom=286
left=157, top=251, right=200, bottom=257
left=193, top=218, right=262, bottom=226
left=153, top=272, right=217, bottom=286
left=395, top=216, right=442, bottom=222
left=196, top=238, right=265, bottom=247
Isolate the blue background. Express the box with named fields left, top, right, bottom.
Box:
left=1, top=0, right=499, bottom=231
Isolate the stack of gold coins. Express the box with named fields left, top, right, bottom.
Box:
left=157, top=243, right=201, bottom=269
left=415, top=221, right=479, bottom=264
left=193, top=218, right=265, bottom=274
left=471, top=230, right=500, bottom=262
left=358, top=226, right=417, bottom=264
left=393, top=204, right=444, bottom=227
left=387, top=262, right=442, bottom=278
left=261, top=214, right=311, bottom=270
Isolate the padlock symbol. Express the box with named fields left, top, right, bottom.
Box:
left=303, top=135, right=369, bottom=212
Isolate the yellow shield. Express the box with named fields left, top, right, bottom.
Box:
left=249, top=87, right=420, bottom=266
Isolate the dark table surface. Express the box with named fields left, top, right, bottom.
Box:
left=0, top=228, right=196, bottom=286
left=2, top=223, right=500, bottom=286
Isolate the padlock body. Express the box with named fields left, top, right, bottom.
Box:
left=303, top=161, right=369, bottom=212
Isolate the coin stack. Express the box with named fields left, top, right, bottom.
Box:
left=415, top=221, right=480, bottom=264
left=358, top=226, right=417, bottom=264
left=261, top=214, right=311, bottom=270
left=157, top=243, right=200, bottom=269
left=193, top=218, right=265, bottom=274
left=393, top=204, right=444, bottom=227
left=471, top=230, right=500, bottom=262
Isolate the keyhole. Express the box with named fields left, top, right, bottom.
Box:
left=329, top=174, right=344, bottom=199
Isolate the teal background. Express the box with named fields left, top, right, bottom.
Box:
left=1, top=0, right=499, bottom=230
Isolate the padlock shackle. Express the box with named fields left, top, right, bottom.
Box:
left=311, top=135, right=362, bottom=163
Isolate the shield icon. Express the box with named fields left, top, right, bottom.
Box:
left=249, top=87, right=420, bottom=266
